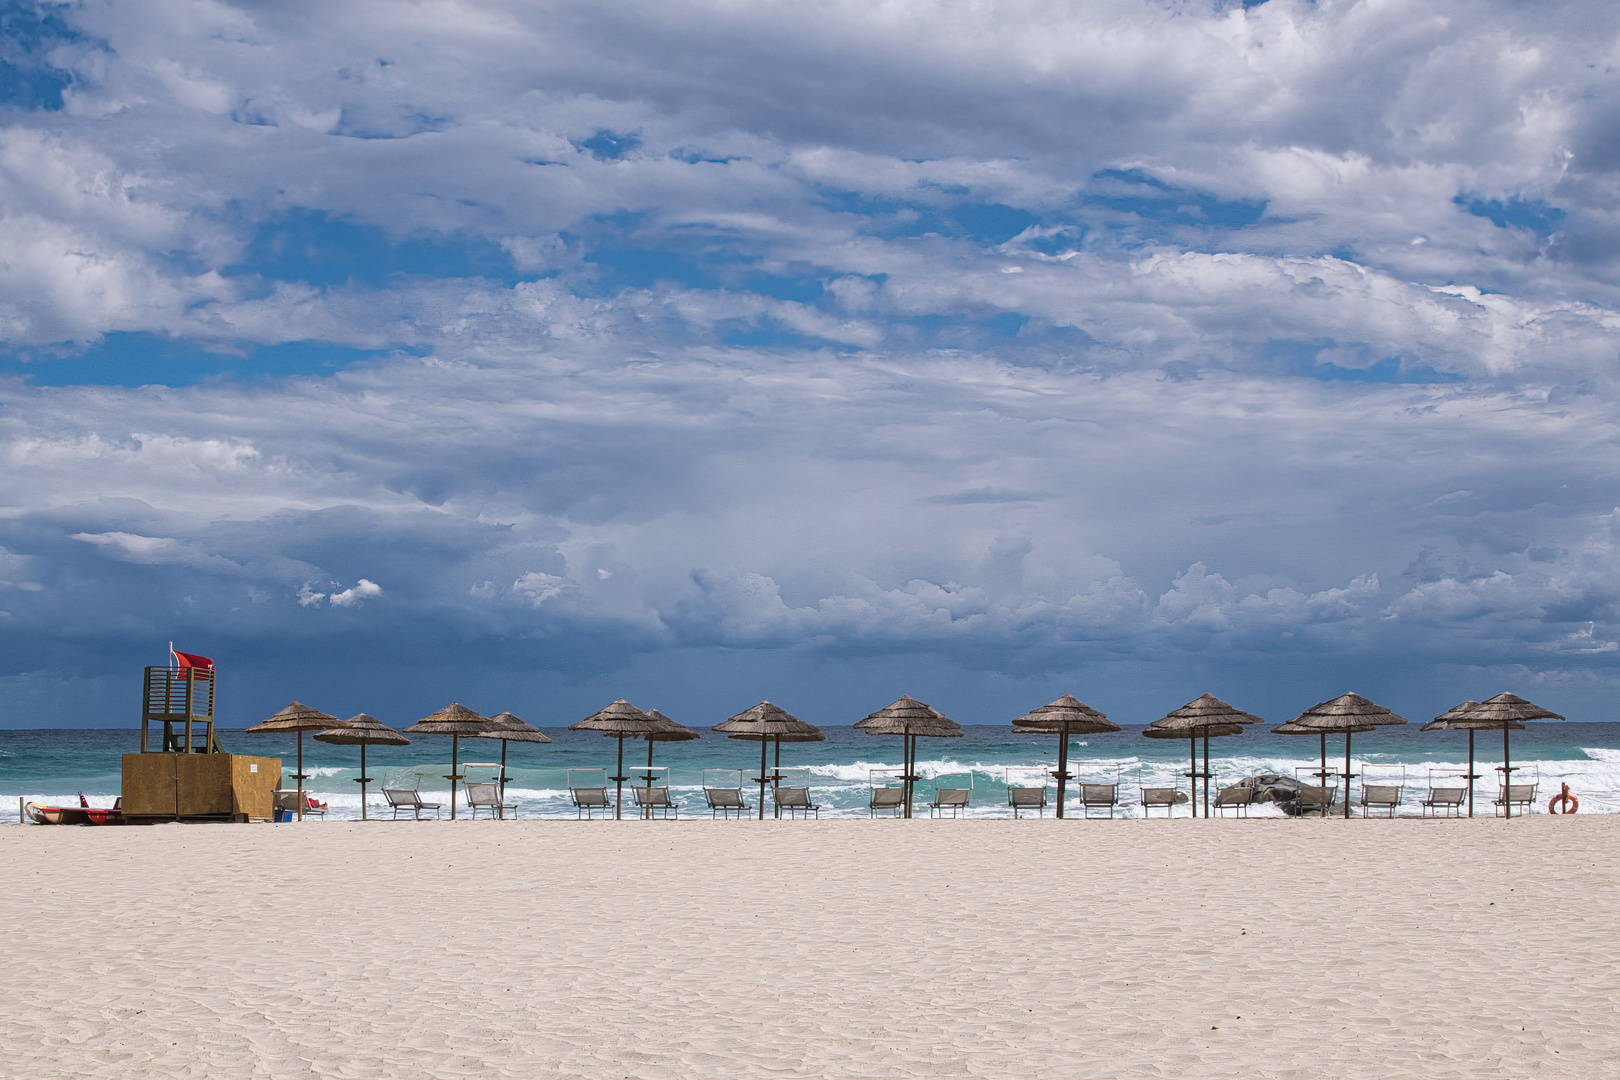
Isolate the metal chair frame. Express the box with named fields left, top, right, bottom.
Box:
left=704, top=788, right=751, bottom=819
left=567, top=769, right=613, bottom=819
left=464, top=780, right=518, bottom=820
left=632, top=785, right=680, bottom=819
left=383, top=785, right=441, bottom=820
left=868, top=767, right=906, bottom=818
left=275, top=789, right=326, bottom=820
left=773, top=786, right=820, bottom=819
left=1213, top=785, right=1253, bottom=818
left=1006, top=770, right=1049, bottom=818
left=1494, top=781, right=1539, bottom=817
left=1359, top=767, right=1406, bottom=819
left=1078, top=779, right=1121, bottom=819
left=928, top=788, right=971, bottom=818
left=1140, top=785, right=1182, bottom=818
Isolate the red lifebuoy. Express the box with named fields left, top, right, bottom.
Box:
left=1548, top=784, right=1578, bottom=814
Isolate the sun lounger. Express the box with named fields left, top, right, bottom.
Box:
left=570, top=787, right=613, bottom=819
left=632, top=785, right=680, bottom=819
left=1360, top=783, right=1403, bottom=818
left=1214, top=785, right=1253, bottom=817
left=1421, top=785, right=1466, bottom=817
left=384, top=787, right=441, bottom=820
left=1007, top=786, right=1047, bottom=818
left=1080, top=783, right=1120, bottom=819
left=704, top=787, right=750, bottom=819
left=1294, top=784, right=1337, bottom=817
left=869, top=787, right=905, bottom=817
left=928, top=788, right=971, bottom=818
left=773, top=786, right=820, bottom=819
left=465, top=781, right=517, bottom=819
left=1140, top=786, right=1181, bottom=817
left=1494, top=783, right=1537, bottom=817
left=274, top=789, right=327, bottom=820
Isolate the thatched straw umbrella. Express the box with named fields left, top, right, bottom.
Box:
left=713, top=702, right=825, bottom=820
left=1419, top=701, right=1516, bottom=818
left=856, top=696, right=963, bottom=819
left=402, top=703, right=499, bottom=820
left=1142, top=694, right=1263, bottom=817
left=1271, top=717, right=1372, bottom=806
left=569, top=699, right=662, bottom=820
left=246, top=702, right=346, bottom=821
left=627, top=709, right=700, bottom=818
left=1142, top=722, right=1240, bottom=814
left=1424, top=693, right=1563, bottom=818
left=1278, top=693, right=1409, bottom=818
left=467, top=712, right=552, bottom=818
left=312, top=713, right=409, bottom=820
left=1011, top=695, right=1121, bottom=819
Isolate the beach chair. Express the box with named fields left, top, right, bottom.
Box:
left=566, top=768, right=613, bottom=819
left=1213, top=785, right=1253, bottom=817
left=1360, top=783, right=1403, bottom=818
left=569, top=787, right=612, bottom=818
left=1494, top=783, right=1538, bottom=817
left=705, top=788, right=750, bottom=819
left=928, top=788, right=971, bottom=818
left=1294, top=784, right=1337, bottom=817
left=868, top=787, right=905, bottom=817
left=383, top=786, right=441, bottom=820
left=1140, top=786, right=1182, bottom=818
left=1421, top=783, right=1467, bottom=817
left=465, top=781, right=517, bottom=820
left=632, top=786, right=680, bottom=819
left=1008, top=786, right=1047, bottom=818
left=1079, top=783, right=1120, bottom=819
left=274, top=789, right=326, bottom=820
left=773, top=786, right=820, bottom=819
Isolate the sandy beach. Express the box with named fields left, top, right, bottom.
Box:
left=4, top=816, right=1618, bottom=1079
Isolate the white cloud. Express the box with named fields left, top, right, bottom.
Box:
left=327, top=578, right=381, bottom=607
left=3, top=0, right=1620, bottom=724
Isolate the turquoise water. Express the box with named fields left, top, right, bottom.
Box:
left=4, top=722, right=1618, bottom=819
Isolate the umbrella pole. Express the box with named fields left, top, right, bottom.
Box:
left=614, top=737, right=625, bottom=821
left=1468, top=730, right=1476, bottom=818
left=296, top=730, right=305, bottom=822
left=360, top=742, right=368, bottom=821
left=1055, top=724, right=1070, bottom=819
left=500, top=738, right=509, bottom=820
left=646, top=738, right=656, bottom=821
left=774, top=737, right=783, bottom=819
left=1344, top=732, right=1353, bottom=819
left=758, top=736, right=769, bottom=821
left=1319, top=733, right=1327, bottom=789
left=450, top=734, right=460, bottom=820
left=1192, top=738, right=1205, bottom=822
left=1503, top=726, right=1512, bottom=820
left=906, top=733, right=916, bottom=820
left=1203, top=733, right=1210, bottom=818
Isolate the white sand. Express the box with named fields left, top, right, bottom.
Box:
left=4, top=816, right=1618, bottom=1078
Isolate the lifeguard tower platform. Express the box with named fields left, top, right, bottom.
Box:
left=121, top=653, right=281, bottom=823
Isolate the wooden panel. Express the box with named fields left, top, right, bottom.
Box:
left=122, top=753, right=284, bottom=821
left=229, top=756, right=282, bottom=821
left=121, top=753, right=177, bottom=817
left=176, top=755, right=233, bottom=817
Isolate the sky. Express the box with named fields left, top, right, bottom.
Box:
left=1, top=0, right=1618, bottom=730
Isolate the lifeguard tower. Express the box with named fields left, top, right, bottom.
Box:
left=140, top=653, right=222, bottom=753
left=121, top=649, right=281, bottom=823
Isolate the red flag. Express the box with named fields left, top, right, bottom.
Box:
left=172, top=649, right=214, bottom=671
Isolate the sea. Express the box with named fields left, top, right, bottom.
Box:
left=4, top=722, right=1618, bottom=820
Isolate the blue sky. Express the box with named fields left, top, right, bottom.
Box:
left=2, top=0, right=1619, bottom=729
